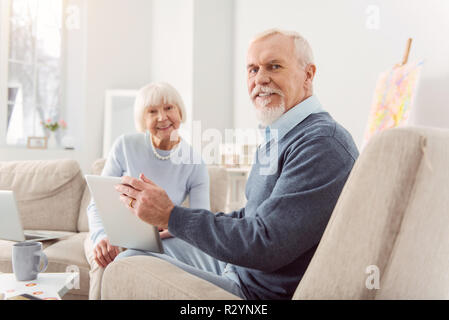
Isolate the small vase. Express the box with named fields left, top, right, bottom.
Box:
left=47, top=133, right=58, bottom=149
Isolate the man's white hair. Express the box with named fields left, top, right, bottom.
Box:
left=250, top=28, right=314, bottom=67
left=134, top=82, right=186, bottom=133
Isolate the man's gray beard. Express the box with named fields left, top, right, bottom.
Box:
left=254, top=101, right=286, bottom=126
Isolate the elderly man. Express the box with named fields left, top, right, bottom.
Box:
left=114, top=29, right=359, bottom=300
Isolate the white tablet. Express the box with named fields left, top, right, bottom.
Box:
left=85, top=175, right=163, bottom=253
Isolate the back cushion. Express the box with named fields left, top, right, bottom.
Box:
left=207, top=166, right=229, bottom=213
left=172, top=166, right=230, bottom=213
left=293, top=128, right=424, bottom=299
left=0, top=160, right=85, bottom=232
left=374, top=128, right=449, bottom=299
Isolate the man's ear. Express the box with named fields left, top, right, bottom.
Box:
left=304, top=64, right=316, bottom=92
left=305, top=64, right=316, bottom=82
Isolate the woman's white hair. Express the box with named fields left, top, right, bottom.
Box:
left=134, top=82, right=187, bottom=133
left=250, top=28, right=314, bottom=67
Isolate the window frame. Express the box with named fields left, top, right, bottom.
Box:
left=0, top=0, right=11, bottom=147
left=0, top=0, right=67, bottom=147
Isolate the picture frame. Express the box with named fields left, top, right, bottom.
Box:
left=103, top=90, right=139, bottom=157
left=27, top=136, right=48, bottom=149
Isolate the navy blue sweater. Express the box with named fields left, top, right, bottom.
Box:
left=169, top=112, right=359, bottom=299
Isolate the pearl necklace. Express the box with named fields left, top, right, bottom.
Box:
left=149, top=134, right=181, bottom=161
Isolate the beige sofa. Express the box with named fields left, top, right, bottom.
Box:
left=101, top=126, right=449, bottom=300
left=0, top=159, right=229, bottom=300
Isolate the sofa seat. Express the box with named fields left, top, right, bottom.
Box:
left=102, top=256, right=241, bottom=300
left=0, top=231, right=89, bottom=299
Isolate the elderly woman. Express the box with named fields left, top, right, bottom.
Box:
left=84, top=82, right=210, bottom=299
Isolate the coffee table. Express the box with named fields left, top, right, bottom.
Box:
left=0, top=272, right=79, bottom=300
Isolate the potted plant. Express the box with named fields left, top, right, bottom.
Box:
left=41, top=119, right=67, bottom=148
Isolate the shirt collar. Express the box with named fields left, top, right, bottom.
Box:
left=262, top=95, right=324, bottom=143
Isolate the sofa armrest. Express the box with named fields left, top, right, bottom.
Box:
left=101, top=256, right=242, bottom=300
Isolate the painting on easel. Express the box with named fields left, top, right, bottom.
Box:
left=363, top=39, right=424, bottom=147
left=363, top=60, right=424, bottom=146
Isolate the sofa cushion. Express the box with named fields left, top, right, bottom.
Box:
left=77, top=186, right=90, bottom=233
left=77, top=159, right=106, bottom=232
left=207, top=166, right=228, bottom=213
left=180, top=166, right=229, bottom=212
left=91, top=158, right=107, bottom=176
left=0, top=160, right=85, bottom=232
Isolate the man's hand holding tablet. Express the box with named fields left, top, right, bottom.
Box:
left=115, top=173, right=174, bottom=239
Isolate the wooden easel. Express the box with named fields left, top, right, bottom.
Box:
left=396, top=38, right=413, bottom=67
left=391, top=38, right=414, bottom=125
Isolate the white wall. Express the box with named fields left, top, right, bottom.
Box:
left=81, top=0, right=152, bottom=171
left=233, top=0, right=449, bottom=148
left=150, top=0, right=234, bottom=141
left=150, top=0, right=194, bottom=130
left=0, top=0, right=9, bottom=144
left=193, top=0, right=234, bottom=133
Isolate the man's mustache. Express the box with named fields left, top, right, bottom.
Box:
left=251, top=86, right=285, bottom=99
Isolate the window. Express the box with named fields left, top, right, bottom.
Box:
left=2, top=0, right=65, bottom=146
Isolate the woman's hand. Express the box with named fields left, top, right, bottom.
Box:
left=93, top=238, right=121, bottom=268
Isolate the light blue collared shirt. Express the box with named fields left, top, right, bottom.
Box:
left=261, top=95, right=325, bottom=146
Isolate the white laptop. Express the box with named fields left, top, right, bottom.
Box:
left=85, top=175, right=163, bottom=253
left=0, top=190, right=70, bottom=242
